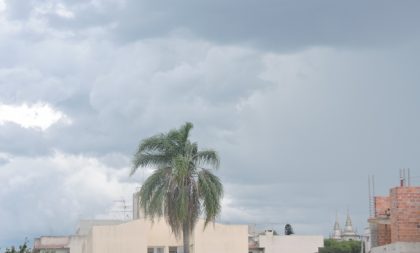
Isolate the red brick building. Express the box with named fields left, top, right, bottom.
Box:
left=368, top=186, right=420, bottom=248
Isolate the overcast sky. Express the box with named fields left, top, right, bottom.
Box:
left=1, top=0, right=420, bottom=249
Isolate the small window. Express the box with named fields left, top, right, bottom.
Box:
left=148, top=247, right=164, bottom=253
left=169, top=246, right=183, bottom=253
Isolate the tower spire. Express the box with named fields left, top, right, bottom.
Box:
left=332, top=211, right=341, bottom=240
left=341, top=209, right=358, bottom=240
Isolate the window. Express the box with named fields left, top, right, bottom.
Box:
left=147, top=247, right=164, bottom=253
left=169, top=246, right=184, bottom=253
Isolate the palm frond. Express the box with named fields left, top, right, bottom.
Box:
left=198, top=169, right=223, bottom=227
left=138, top=134, right=168, bottom=153
left=130, top=153, right=172, bottom=175
left=194, top=150, right=220, bottom=169
left=139, top=167, right=171, bottom=219
left=180, top=122, right=193, bottom=144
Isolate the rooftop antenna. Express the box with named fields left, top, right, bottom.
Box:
left=112, top=199, right=133, bottom=220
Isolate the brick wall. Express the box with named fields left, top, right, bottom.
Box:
left=376, top=224, right=391, bottom=246
left=370, top=196, right=392, bottom=247
left=390, top=186, right=420, bottom=243
left=375, top=196, right=390, bottom=217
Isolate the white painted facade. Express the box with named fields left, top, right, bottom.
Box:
left=34, top=218, right=248, bottom=253
left=249, top=230, right=324, bottom=253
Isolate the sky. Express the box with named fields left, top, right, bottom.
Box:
left=1, top=0, right=420, bottom=249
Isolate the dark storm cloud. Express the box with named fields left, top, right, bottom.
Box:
left=8, top=0, right=420, bottom=51
left=115, top=0, right=420, bottom=50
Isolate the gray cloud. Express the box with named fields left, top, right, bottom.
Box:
left=1, top=0, right=420, bottom=249
left=6, top=0, right=420, bottom=51
left=0, top=152, right=138, bottom=248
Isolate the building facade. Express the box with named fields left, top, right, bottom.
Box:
left=249, top=229, right=324, bottom=253
left=33, top=218, right=248, bottom=253
left=368, top=185, right=420, bottom=253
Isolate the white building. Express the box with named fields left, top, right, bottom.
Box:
left=249, top=229, right=324, bottom=253
left=33, top=218, right=248, bottom=253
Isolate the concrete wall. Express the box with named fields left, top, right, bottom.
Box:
left=85, top=218, right=247, bottom=253
left=145, top=219, right=182, bottom=252
left=87, top=220, right=148, bottom=253
left=67, top=236, right=86, bottom=253
left=33, top=236, right=87, bottom=253
left=371, top=242, right=420, bottom=253
left=193, top=220, right=248, bottom=253
left=258, top=234, right=323, bottom=253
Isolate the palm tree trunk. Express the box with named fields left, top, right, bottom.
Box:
left=182, top=222, right=190, bottom=253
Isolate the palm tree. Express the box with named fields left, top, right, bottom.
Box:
left=130, top=122, right=223, bottom=253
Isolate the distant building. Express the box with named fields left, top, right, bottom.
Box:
left=33, top=193, right=248, bottom=253
left=368, top=184, right=420, bottom=253
left=331, top=212, right=360, bottom=241
left=249, top=228, right=324, bottom=253
left=33, top=220, right=124, bottom=253
left=33, top=218, right=248, bottom=253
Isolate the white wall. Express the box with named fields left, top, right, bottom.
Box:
left=193, top=220, right=248, bottom=253
left=258, top=234, right=324, bottom=253
left=87, top=220, right=148, bottom=253
left=85, top=218, right=248, bottom=253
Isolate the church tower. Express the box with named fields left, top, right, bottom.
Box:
left=341, top=211, right=359, bottom=241
left=332, top=213, right=342, bottom=240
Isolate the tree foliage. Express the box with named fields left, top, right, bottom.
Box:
left=284, top=224, right=294, bottom=235
left=131, top=122, right=223, bottom=253
left=3, top=240, right=31, bottom=253
left=318, top=239, right=362, bottom=253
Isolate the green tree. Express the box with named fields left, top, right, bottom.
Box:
left=284, top=224, right=294, bottom=235
left=4, top=240, right=31, bottom=253
left=319, top=239, right=362, bottom=253
left=131, top=122, right=223, bottom=253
